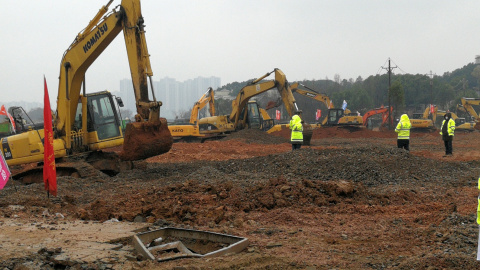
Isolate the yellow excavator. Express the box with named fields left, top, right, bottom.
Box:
left=410, top=106, right=437, bottom=131
left=198, top=68, right=317, bottom=144
left=456, top=97, right=480, bottom=130
left=437, top=110, right=475, bottom=132
left=409, top=105, right=474, bottom=132
left=290, top=83, right=363, bottom=128
left=1, top=0, right=172, bottom=172
left=168, top=87, right=222, bottom=141
left=199, top=68, right=300, bottom=133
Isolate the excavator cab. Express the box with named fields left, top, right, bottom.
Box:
left=411, top=113, right=423, bottom=119
left=71, top=91, right=125, bottom=152
left=326, top=109, right=345, bottom=125
left=87, top=93, right=122, bottom=140
left=246, top=101, right=262, bottom=129
left=76, top=92, right=123, bottom=140
left=455, top=118, right=466, bottom=126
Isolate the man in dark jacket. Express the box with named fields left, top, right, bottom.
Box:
left=440, top=112, right=455, bottom=156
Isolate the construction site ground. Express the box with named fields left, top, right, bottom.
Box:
left=1, top=127, right=480, bottom=269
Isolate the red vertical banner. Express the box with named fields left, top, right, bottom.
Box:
left=316, top=109, right=321, bottom=121
left=275, top=110, right=281, bottom=120
left=43, top=77, right=57, bottom=196
left=0, top=151, right=11, bottom=190
left=430, top=104, right=434, bottom=114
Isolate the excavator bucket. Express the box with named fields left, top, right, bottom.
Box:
left=302, top=124, right=313, bottom=146
left=120, top=118, right=173, bottom=161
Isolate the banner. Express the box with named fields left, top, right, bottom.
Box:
left=43, top=77, right=57, bottom=196
left=342, top=100, right=348, bottom=111
left=316, top=109, right=321, bottom=121
left=275, top=110, right=281, bottom=120
left=0, top=151, right=11, bottom=190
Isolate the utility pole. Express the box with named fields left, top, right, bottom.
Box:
left=382, top=58, right=397, bottom=129
left=427, top=70, right=434, bottom=106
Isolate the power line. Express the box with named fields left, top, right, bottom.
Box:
left=390, top=59, right=407, bottom=74
left=381, top=58, right=397, bottom=130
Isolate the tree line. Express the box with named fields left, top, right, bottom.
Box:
left=212, top=62, right=480, bottom=124
left=18, top=62, right=480, bottom=125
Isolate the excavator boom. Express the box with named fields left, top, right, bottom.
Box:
left=229, top=68, right=299, bottom=130
left=362, top=106, right=393, bottom=128
left=291, top=83, right=363, bottom=127
left=459, top=98, right=480, bottom=130
left=190, top=87, right=215, bottom=125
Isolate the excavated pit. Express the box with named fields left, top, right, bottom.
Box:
left=1, top=127, right=480, bottom=269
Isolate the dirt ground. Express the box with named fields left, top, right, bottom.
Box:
left=2, top=127, right=480, bottom=269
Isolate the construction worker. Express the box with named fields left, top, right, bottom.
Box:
left=394, top=114, right=411, bottom=151
left=440, top=112, right=455, bottom=156
left=289, top=113, right=303, bottom=150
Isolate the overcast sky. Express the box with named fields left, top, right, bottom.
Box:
left=1, top=0, right=479, bottom=105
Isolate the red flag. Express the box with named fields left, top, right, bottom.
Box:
left=316, top=109, right=321, bottom=121
left=1, top=105, right=16, bottom=133
left=43, top=77, right=57, bottom=196
left=0, top=105, right=6, bottom=116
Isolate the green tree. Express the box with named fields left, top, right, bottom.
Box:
left=389, top=80, right=405, bottom=121
left=471, top=65, right=480, bottom=90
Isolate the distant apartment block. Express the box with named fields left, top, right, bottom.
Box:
left=118, top=76, right=221, bottom=120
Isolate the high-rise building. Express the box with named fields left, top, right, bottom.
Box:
left=119, top=76, right=221, bottom=120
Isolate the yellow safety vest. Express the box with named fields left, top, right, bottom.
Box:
left=289, top=115, right=303, bottom=144
left=477, top=176, right=480, bottom=225
left=440, top=118, right=455, bottom=136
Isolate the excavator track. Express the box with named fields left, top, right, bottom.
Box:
left=11, top=151, right=138, bottom=185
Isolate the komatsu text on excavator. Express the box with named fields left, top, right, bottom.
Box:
left=1, top=0, right=172, bottom=171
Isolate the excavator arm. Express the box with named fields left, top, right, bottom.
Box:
left=190, top=87, right=215, bottom=125
left=290, top=83, right=363, bottom=128
left=422, top=105, right=437, bottom=120
left=290, top=82, right=331, bottom=125
left=57, top=0, right=171, bottom=160
left=230, top=68, right=299, bottom=130
left=362, top=106, right=393, bottom=127
left=290, top=83, right=332, bottom=109
left=460, top=98, right=480, bottom=120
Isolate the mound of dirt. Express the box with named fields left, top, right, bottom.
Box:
left=2, top=133, right=480, bottom=269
